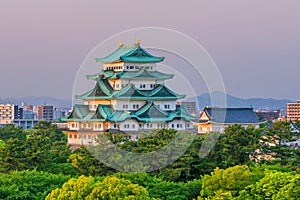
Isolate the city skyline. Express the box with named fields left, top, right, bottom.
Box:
left=0, top=1, right=299, bottom=100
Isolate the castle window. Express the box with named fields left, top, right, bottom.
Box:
left=164, top=105, right=170, bottom=109
left=133, top=104, right=139, bottom=109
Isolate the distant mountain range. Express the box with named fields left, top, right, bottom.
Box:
left=0, top=92, right=294, bottom=111
left=0, top=96, right=72, bottom=108
left=188, top=91, right=294, bottom=111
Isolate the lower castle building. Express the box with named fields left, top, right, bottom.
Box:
left=64, top=41, right=195, bottom=146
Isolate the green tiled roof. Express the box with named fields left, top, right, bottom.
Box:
left=66, top=102, right=195, bottom=123
left=67, top=105, right=90, bottom=120
left=86, top=73, right=100, bottom=80
left=132, top=101, right=169, bottom=122
left=173, top=104, right=195, bottom=121
left=113, top=84, right=147, bottom=99
left=67, top=105, right=105, bottom=122
left=149, top=85, right=185, bottom=99
left=87, top=68, right=173, bottom=81
left=77, top=80, right=184, bottom=101
left=96, top=45, right=164, bottom=63
left=76, top=78, right=113, bottom=100
left=108, top=111, right=131, bottom=122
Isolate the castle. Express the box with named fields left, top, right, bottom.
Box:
left=65, top=40, right=195, bottom=145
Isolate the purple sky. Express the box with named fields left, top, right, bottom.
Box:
left=0, top=1, right=299, bottom=100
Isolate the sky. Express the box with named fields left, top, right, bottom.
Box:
left=0, top=0, right=299, bottom=100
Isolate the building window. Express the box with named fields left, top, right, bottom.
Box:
left=171, top=124, right=174, bottom=128
left=135, top=66, right=139, bottom=69
left=122, top=84, right=125, bottom=88
left=88, top=135, right=91, bottom=139
left=69, top=134, right=72, bottom=138
left=116, top=84, right=119, bottom=88
left=74, top=135, right=77, bottom=139
left=133, top=104, right=139, bottom=109
left=164, top=105, right=170, bottom=109
left=83, top=135, right=86, bottom=139
left=123, top=104, right=128, bottom=109
left=130, top=66, right=134, bottom=69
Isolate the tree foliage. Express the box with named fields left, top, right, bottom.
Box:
left=200, top=165, right=261, bottom=199
left=0, top=121, right=73, bottom=174
left=0, top=170, right=70, bottom=200
left=238, top=170, right=300, bottom=199
left=46, top=175, right=154, bottom=200
left=261, top=121, right=300, bottom=168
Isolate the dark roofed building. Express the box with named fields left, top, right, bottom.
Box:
left=198, top=107, right=264, bottom=133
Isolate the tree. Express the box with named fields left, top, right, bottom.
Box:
left=200, top=165, right=261, bottom=199
left=0, top=139, right=4, bottom=147
left=45, top=175, right=154, bottom=200
left=238, top=170, right=295, bottom=199
left=115, top=172, right=202, bottom=200
left=261, top=121, right=300, bottom=166
left=206, top=125, right=261, bottom=170
left=69, top=146, right=116, bottom=176
left=0, top=123, right=72, bottom=173
left=274, top=174, right=300, bottom=199
left=0, top=170, right=70, bottom=200
left=0, top=124, right=25, bottom=142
